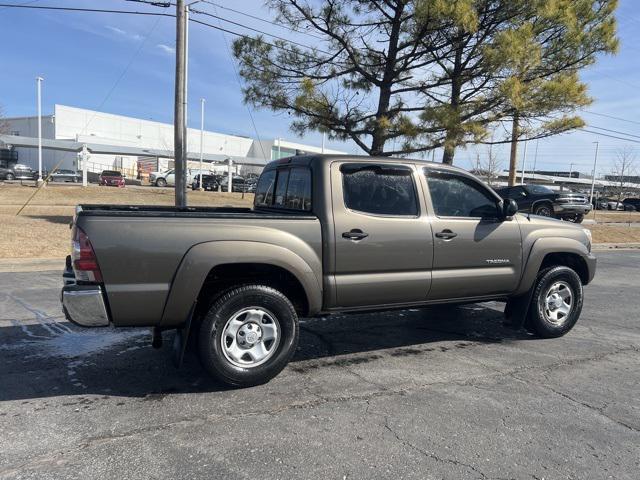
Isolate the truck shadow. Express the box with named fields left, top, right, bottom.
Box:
left=0, top=303, right=531, bottom=402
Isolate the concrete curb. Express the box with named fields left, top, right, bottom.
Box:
left=592, top=243, right=640, bottom=251
left=0, top=257, right=65, bottom=273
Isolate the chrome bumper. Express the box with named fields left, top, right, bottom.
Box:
left=62, top=284, right=110, bottom=327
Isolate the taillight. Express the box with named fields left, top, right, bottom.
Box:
left=71, top=226, right=103, bottom=283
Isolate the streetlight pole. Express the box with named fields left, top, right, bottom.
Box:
left=531, top=139, right=539, bottom=180
left=520, top=140, right=528, bottom=185
left=174, top=0, right=188, bottom=208
left=198, top=98, right=205, bottom=191
left=589, top=141, right=599, bottom=205
left=36, top=76, right=44, bottom=185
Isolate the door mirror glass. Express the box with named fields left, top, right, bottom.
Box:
left=502, top=198, right=518, bottom=219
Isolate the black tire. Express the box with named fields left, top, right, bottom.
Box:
left=567, top=214, right=584, bottom=224
left=5, top=173, right=15, bottom=181
left=156, top=178, right=167, bottom=187
left=527, top=266, right=583, bottom=338
left=534, top=203, right=554, bottom=217
left=198, top=285, right=299, bottom=387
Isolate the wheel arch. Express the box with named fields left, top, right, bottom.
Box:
left=531, top=199, right=554, bottom=214
left=160, top=241, right=322, bottom=327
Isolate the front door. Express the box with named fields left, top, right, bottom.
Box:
left=422, top=169, right=522, bottom=300
left=331, top=162, right=433, bottom=308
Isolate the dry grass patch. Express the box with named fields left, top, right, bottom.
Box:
left=586, top=225, right=640, bottom=244
left=585, top=210, right=640, bottom=223
left=0, top=184, right=254, bottom=258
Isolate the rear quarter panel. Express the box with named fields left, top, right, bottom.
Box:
left=77, top=215, right=322, bottom=326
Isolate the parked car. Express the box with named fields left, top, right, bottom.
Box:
left=495, top=184, right=592, bottom=223
left=99, top=170, right=125, bottom=187
left=622, top=198, right=640, bottom=211
left=49, top=169, right=81, bottom=183
left=220, top=174, right=249, bottom=192
left=62, top=155, right=596, bottom=387
left=191, top=174, right=219, bottom=191
left=149, top=169, right=175, bottom=187
left=0, top=164, right=37, bottom=180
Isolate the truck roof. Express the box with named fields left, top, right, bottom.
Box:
left=263, top=154, right=470, bottom=175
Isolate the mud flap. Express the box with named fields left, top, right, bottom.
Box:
left=172, top=302, right=196, bottom=368
left=504, top=287, right=535, bottom=330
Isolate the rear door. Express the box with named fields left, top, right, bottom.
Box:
left=331, top=162, right=433, bottom=308
left=423, top=169, right=522, bottom=300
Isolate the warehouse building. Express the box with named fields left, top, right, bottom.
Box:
left=2, top=104, right=344, bottom=176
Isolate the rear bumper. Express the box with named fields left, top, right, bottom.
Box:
left=62, top=284, right=110, bottom=327
left=61, top=258, right=110, bottom=327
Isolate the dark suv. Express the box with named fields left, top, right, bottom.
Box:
left=495, top=184, right=592, bottom=223
left=622, top=198, right=640, bottom=211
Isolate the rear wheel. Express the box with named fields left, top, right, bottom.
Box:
left=198, top=285, right=299, bottom=387
left=527, top=266, right=583, bottom=338
left=534, top=203, right=554, bottom=217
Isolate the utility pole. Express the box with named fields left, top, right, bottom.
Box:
left=589, top=141, right=599, bottom=205
left=174, top=0, right=188, bottom=207
left=531, top=139, right=539, bottom=181
left=198, top=98, right=205, bottom=191
left=321, top=132, right=325, bottom=154
left=36, top=76, right=44, bottom=185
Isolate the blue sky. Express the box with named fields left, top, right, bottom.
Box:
left=1, top=0, right=639, bottom=175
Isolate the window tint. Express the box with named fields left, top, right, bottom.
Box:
left=526, top=184, right=553, bottom=195
left=342, top=164, right=418, bottom=216
left=274, top=169, right=290, bottom=207
left=285, top=168, right=312, bottom=211
left=426, top=170, right=499, bottom=218
left=254, top=169, right=276, bottom=206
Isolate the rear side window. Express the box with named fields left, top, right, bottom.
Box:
left=341, top=164, right=418, bottom=216
left=426, top=170, right=499, bottom=218
left=274, top=169, right=290, bottom=207
left=285, top=168, right=312, bottom=211
left=254, top=168, right=312, bottom=211
left=254, top=170, right=276, bottom=206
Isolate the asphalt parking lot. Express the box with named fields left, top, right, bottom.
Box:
left=0, top=251, right=638, bottom=479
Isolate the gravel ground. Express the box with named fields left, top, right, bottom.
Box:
left=0, top=251, right=638, bottom=479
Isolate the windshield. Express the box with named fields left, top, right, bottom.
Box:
left=526, top=185, right=553, bottom=195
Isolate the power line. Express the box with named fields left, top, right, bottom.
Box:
left=200, top=0, right=324, bottom=40
left=207, top=3, right=267, bottom=161
left=580, top=129, right=640, bottom=144
left=189, top=6, right=331, bottom=55
left=0, top=0, right=39, bottom=13
left=588, top=125, right=640, bottom=140
left=0, top=3, right=174, bottom=16
left=583, top=110, right=640, bottom=126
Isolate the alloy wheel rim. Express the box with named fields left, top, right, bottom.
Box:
left=220, top=307, right=280, bottom=368
left=542, top=281, right=573, bottom=325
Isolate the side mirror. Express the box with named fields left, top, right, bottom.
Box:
left=502, top=198, right=518, bottom=219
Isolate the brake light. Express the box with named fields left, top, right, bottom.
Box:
left=71, top=226, right=103, bottom=283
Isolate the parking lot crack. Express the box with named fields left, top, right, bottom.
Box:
left=382, top=416, right=489, bottom=479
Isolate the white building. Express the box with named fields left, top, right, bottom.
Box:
left=3, top=104, right=344, bottom=176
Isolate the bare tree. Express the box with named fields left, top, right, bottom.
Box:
left=472, top=142, right=502, bottom=187
left=610, top=147, right=637, bottom=206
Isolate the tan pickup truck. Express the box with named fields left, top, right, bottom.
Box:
left=61, top=155, right=596, bottom=387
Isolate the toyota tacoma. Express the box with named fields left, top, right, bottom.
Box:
left=61, top=155, right=596, bottom=387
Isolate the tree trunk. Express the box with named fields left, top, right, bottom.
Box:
left=508, top=113, right=520, bottom=186
left=442, top=135, right=456, bottom=165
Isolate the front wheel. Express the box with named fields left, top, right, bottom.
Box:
left=527, top=266, right=583, bottom=338
left=155, top=178, right=167, bottom=187
left=567, top=214, right=584, bottom=223
left=5, top=173, right=15, bottom=181
left=198, top=285, right=299, bottom=387
left=534, top=203, right=554, bottom=217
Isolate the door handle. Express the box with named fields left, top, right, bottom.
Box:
left=435, top=229, right=457, bottom=240
left=342, top=229, right=369, bottom=241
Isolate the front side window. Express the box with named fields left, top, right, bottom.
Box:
left=254, top=169, right=276, bottom=206
left=342, top=164, right=418, bottom=216
left=426, top=170, right=499, bottom=218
